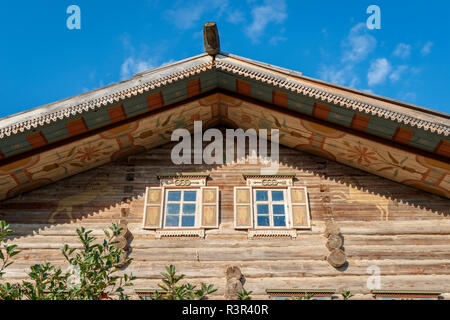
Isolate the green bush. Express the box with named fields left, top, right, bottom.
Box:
left=0, top=221, right=135, bottom=300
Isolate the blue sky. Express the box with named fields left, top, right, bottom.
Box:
left=0, top=0, right=449, bottom=118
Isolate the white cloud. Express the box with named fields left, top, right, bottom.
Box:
left=318, top=64, right=359, bottom=87
left=342, top=23, right=377, bottom=63
left=389, top=65, right=408, bottom=82
left=166, top=0, right=229, bottom=30
left=245, top=0, right=287, bottom=43
left=421, top=41, right=433, bottom=56
left=227, top=9, right=245, bottom=24
left=118, top=33, right=176, bottom=80
left=316, top=23, right=376, bottom=88
left=120, top=58, right=177, bottom=80
left=120, top=57, right=155, bottom=80
left=400, top=92, right=417, bottom=102
left=367, top=58, right=391, bottom=86
left=318, top=65, right=349, bottom=86
left=393, top=43, right=411, bottom=59
left=269, top=36, right=287, bottom=46
left=166, top=1, right=287, bottom=44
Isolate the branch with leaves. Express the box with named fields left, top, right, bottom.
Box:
left=150, top=265, right=217, bottom=300
left=342, top=290, right=354, bottom=300
left=0, top=223, right=135, bottom=300
left=0, top=221, right=20, bottom=278
left=236, top=288, right=253, bottom=300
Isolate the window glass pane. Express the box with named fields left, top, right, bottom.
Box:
left=273, top=216, right=286, bottom=227
left=184, top=191, right=197, bottom=202
left=256, top=190, right=268, bottom=201
left=182, top=204, right=196, bottom=215
left=272, top=191, right=284, bottom=201
left=168, top=191, right=181, bottom=201
left=257, top=204, right=269, bottom=214
left=165, top=215, right=179, bottom=227
left=257, top=215, right=270, bottom=227
left=273, top=204, right=285, bottom=215
left=181, top=216, right=195, bottom=227
left=167, top=204, right=180, bottom=214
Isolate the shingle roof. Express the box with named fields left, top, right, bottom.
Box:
left=0, top=51, right=448, bottom=139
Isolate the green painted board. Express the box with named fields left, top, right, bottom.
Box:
left=83, top=107, right=111, bottom=129
left=408, top=127, right=442, bottom=151
left=123, top=94, right=149, bottom=117
left=365, top=117, right=398, bottom=139
left=327, top=106, right=354, bottom=127
left=251, top=82, right=272, bottom=103
left=217, top=71, right=236, bottom=92
left=161, top=79, right=188, bottom=105
left=0, top=133, right=31, bottom=156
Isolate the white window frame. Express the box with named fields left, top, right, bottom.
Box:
left=163, top=188, right=201, bottom=229
left=252, top=188, right=290, bottom=229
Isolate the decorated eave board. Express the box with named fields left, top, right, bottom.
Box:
left=0, top=28, right=449, bottom=201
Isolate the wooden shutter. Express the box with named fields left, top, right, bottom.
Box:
left=200, top=187, right=219, bottom=228
left=142, top=187, right=164, bottom=229
left=234, top=186, right=253, bottom=229
left=288, top=187, right=311, bottom=229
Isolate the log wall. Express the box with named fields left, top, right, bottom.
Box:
left=0, top=139, right=449, bottom=299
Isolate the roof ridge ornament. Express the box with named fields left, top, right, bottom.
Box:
left=203, top=22, right=220, bottom=55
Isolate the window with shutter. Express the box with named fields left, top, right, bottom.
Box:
left=233, top=174, right=311, bottom=236
left=142, top=174, right=220, bottom=237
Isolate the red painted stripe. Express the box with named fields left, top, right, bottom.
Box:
left=66, top=118, right=88, bottom=137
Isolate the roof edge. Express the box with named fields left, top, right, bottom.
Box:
left=221, top=51, right=449, bottom=120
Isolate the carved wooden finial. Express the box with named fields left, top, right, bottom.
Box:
left=203, top=22, right=220, bottom=55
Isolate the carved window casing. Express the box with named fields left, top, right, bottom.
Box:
left=266, top=289, right=336, bottom=300
left=142, top=175, right=219, bottom=238
left=234, top=175, right=311, bottom=239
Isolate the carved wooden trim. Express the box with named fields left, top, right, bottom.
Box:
left=159, top=176, right=208, bottom=187
left=266, top=288, right=336, bottom=296
left=248, top=229, right=297, bottom=239
left=155, top=228, right=205, bottom=239
left=371, top=290, right=442, bottom=299
left=244, top=174, right=294, bottom=187
left=158, top=173, right=209, bottom=188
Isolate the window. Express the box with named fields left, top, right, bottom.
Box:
left=253, top=189, right=288, bottom=228
left=164, top=189, right=198, bottom=228
left=142, top=176, right=219, bottom=237
left=234, top=175, right=311, bottom=234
